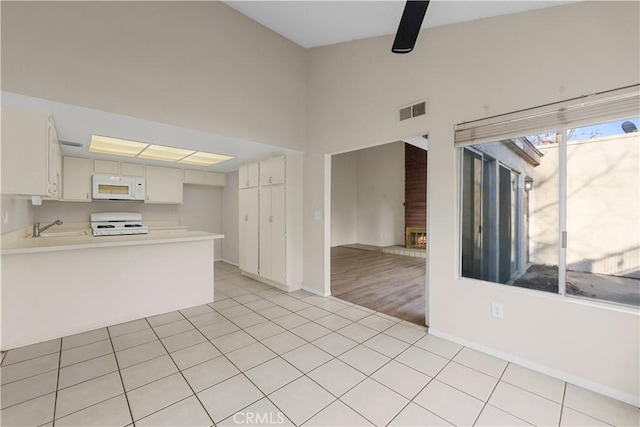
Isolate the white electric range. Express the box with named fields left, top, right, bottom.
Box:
left=90, top=212, right=149, bottom=236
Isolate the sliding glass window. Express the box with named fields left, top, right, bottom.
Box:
left=459, top=117, right=640, bottom=308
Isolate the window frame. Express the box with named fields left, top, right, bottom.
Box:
left=457, top=126, right=639, bottom=311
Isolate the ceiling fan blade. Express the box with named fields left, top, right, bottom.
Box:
left=392, top=0, right=430, bottom=54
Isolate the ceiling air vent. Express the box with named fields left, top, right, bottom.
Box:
left=399, top=100, right=428, bottom=121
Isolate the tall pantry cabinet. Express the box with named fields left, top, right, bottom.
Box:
left=238, top=154, right=303, bottom=292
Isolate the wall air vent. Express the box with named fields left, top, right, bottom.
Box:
left=60, top=140, right=83, bottom=147
left=399, top=106, right=412, bottom=121
left=399, top=100, right=428, bottom=121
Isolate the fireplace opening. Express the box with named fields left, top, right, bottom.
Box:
left=405, top=227, right=427, bottom=249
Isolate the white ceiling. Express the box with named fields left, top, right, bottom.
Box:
left=224, top=1, right=577, bottom=49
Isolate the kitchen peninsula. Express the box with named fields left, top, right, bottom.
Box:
left=1, top=228, right=223, bottom=350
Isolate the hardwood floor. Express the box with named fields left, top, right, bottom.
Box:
left=331, top=246, right=426, bottom=325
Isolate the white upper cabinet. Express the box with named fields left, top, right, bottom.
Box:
left=94, top=160, right=120, bottom=175
left=1, top=107, right=61, bottom=199
left=62, top=157, right=92, bottom=202
left=259, top=156, right=285, bottom=186
left=121, top=162, right=144, bottom=177
left=239, top=162, right=260, bottom=188
left=184, top=170, right=226, bottom=187
left=145, top=166, right=183, bottom=204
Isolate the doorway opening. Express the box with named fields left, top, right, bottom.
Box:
left=329, top=136, right=428, bottom=325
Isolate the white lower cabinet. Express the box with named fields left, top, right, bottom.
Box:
left=239, top=187, right=259, bottom=275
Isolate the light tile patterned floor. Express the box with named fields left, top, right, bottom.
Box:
left=1, top=261, right=638, bottom=426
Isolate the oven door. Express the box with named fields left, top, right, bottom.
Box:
left=92, top=175, right=135, bottom=200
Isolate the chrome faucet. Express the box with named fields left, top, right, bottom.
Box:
left=33, top=220, right=63, bottom=237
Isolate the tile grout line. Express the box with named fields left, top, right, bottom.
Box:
left=385, top=342, right=463, bottom=426
left=49, top=340, right=63, bottom=426
left=500, top=375, right=570, bottom=407
left=0, top=282, right=408, bottom=420
left=558, top=381, right=568, bottom=426
left=1, top=359, right=61, bottom=387
left=141, top=316, right=216, bottom=426
left=0, top=348, right=60, bottom=368
left=105, top=327, right=136, bottom=426
left=222, top=266, right=431, bottom=425
left=179, top=313, right=282, bottom=425
left=186, top=293, right=359, bottom=424
left=470, top=358, right=510, bottom=426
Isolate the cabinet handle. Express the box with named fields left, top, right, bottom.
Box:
left=269, top=176, right=272, bottom=184
left=269, top=215, right=273, bottom=223
left=245, top=215, right=248, bottom=221
left=86, top=192, right=89, bottom=200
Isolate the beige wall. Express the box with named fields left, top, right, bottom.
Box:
left=356, top=142, right=405, bottom=247
left=0, top=1, right=307, bottom=151
left=331, top=151, right=358, bottom=246
left=331, top=142, right=405, bottom=247
left=533, top=134, right=640, bottom=278
left=2, top=0, right=639, bottom=404
left=305, top=2, right=640, bottom=403
left=0, top=196, right=34, bottom=234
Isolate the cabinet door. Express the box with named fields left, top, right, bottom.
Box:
left=204, top=172, right=226, bottom=187
left=259, top=187, right=272, bottom=280
left=239, top=188, right=259, bottom=275
left=145, top=166, right=183, bottom=204
left=62, top=157, right=92, bottom=201
left=94, top=160, right=120, bottom=175
left=239, top=162, right=259, bottom=188
left=270, top=185, right=286, bottom=284
left=184, top=170, right=206, bottom=184
left=1, top=108, right=50, bottom=197
left=47, top=119, right=61, bottom=198
left=260, top=157, right=285, bottom=186
left=239, top=164, right=249, bottom=189
left=121, top=163, right=144, bottom=177
left=247, top=162, right=260, bottom=187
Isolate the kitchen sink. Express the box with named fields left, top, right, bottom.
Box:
left=38, top=230, right=88, bottom=238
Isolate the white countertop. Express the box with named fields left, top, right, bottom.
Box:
left=2, top=229, right=224, bottom=255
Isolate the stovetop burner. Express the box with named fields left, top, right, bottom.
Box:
left=90, top=212, right=149, bottom=236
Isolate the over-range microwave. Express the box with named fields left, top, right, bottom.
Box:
left=92, top=175, right=145, bottom=201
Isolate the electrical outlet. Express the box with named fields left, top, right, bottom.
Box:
left=490, top=302, right=504, bottom=319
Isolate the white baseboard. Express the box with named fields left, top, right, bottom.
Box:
left=428, top=329, right=640, bottom=407
left=218, top=259, right=239, bottom=267
left=302, top=285, right=330, bottom=297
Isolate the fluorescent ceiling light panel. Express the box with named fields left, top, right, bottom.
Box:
left=179, top=152, right=234, bottom=166
left=138, top=144, right=195, bottom=161
left=89, top=135, right=148, bottom=157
